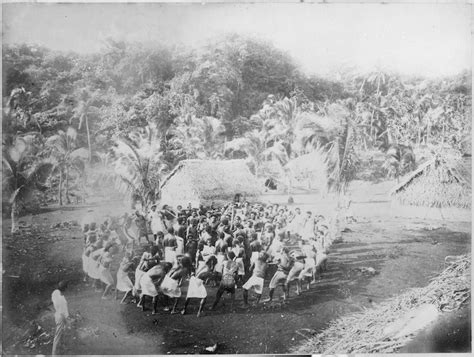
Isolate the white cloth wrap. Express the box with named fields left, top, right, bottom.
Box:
left=134, top=268, right=146, bottom=292
left=250, top=251, right=259, bottom=266
left=242, top=276, right=264, bottom=294
left=186, top=276, right=207, bottom=299
left=98, top=265, right=114, bottom=285
left=88, top=251, right=102, bottom=279
left=215, top=254, right=225, bottom=273
left=140, top=274, right=159, bottom=297
left=164, top=247, right=177, bottom=264
left=116, top=269, right=134, bottom=292
left=161, top=275, right=181, bottom=298
left=236, top=257, right=245, bottom=275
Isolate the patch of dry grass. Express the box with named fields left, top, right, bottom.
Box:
left=295, top=254, right=471, bottom=354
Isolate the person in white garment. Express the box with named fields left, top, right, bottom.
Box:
left=115, top=252, right=134, bottom=304
left=51, top=281, right=70, bottom=356
left=301, top=211, right=316, bottom=241
left=290, top=207, right=305, bottom=237
left=148, top=204, right=166, bottom=241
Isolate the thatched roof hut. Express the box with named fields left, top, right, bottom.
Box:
left=390, top=155, right=471, bottom=209
left=160, top=159, right=262, bottom=207
left=285, top=151, right=328, bottom=192
left=258, top=160, right=286, bottom=180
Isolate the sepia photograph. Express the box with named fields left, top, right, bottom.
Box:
left=1, top=1, right=472, bottom=355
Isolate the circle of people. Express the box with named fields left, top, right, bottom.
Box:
left=81, top=201, right=331, bottom=317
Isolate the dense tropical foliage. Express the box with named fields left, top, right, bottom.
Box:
left=2, top=35, right=471, bottom=219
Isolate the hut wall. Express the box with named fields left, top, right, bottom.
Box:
left=389, top=201, right=471, bottom=222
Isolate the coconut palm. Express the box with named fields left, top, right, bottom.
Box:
left=294, top=103, right=357, bottom=193
left=169, top=115, right=225, bottom=159
left=225, top=129, right=289, bottom=176
left=112, top=124, right=168, bottom=210
left=45, top=127, right=89, bottom=205
left=2, top=133, right=53, bottom=232
left=71, top=87, right=101, bottom=162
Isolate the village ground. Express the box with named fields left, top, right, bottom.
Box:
left=2, top=184, right=471, bottom=354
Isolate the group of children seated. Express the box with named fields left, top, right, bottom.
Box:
left=81, top=201, right=331, bottom=317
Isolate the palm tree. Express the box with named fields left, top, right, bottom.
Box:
left=112, top=124, right=168, bottom=210
left=71, top=87, right=100, bottom=162
left=45, top=127, right=89, bottom=205
left=169, top=115, right=225, bottom=159
left=225, top=129, right=289, bottom=176
left=325, top=118, right=357, bottom=194
left=294, top=103, right=357, bottom=194
left=2, top=133, right=52, bottom=232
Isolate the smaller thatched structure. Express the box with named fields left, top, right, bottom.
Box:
left=160, top=159, right=262, bottom=207
left=390, top=155, right=471, bottom=209
left=258, top=160, right=286, bottom=180
left=285, top=151, right=328, bottom=192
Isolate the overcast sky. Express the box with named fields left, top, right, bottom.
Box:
left=3, top=3, right=471, bottom=77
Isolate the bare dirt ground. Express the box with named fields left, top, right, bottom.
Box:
left=2, top=194, right=471, bottom=354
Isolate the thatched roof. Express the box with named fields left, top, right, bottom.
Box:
left=285, top=151, right=328, bottom=192
left=286, top=151, right=327, bottom=175
left=391, top=155, right=471, bottom=208
left=160, top=159, right=262, bottom=206
left=258, top=160, right=286, bottom=180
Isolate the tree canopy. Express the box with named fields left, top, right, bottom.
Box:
left=2, top=34, right=471, bottom=216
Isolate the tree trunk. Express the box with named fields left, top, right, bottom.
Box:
left=58, top=169, right=63, bottom=206
left=417, top=121, right=422, bottom=145
left=442, top=122, right=446, bottom=144
left=426, top=115, right=430, bottom=145
left=85, top=113, right=92, bottom=163
left=286, top=174, right=291, bottom=197
left=65, top=166, right=70, bottom=204
left=369, top=108, right=375, bottom=145
left=11, top=199, right=17, bottom=233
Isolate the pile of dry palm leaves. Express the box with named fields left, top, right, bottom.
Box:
left=296, top=254, right=470, bottom=354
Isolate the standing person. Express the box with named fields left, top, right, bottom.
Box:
left=176, top=218, right=187, bottom=241
left=260, top=224, right=275, bottom=251
left=81, top=224, right=90, bottom=283
left=163, top=227, right=178, bottom=265
left=289, top=207, right=304, bottom=237
left=134, top=210, right=150, bottom=244
left=232, top=239, right=245, bottom=288
left=285, top=248, right=306, bottom=296
left=175, top=231, right=185, bottom=258
left=249, top=233, right=263, bottom=267
left=267, top=232, right=284, bottom=261
left=264, top=247, right=293, bottom=303
left=302, top=211, right=316, bottom=241
left=115, top=252, right=134, bottom=304
left=201, top=236, right=216, bottom=262
left=313, top=234, right=329, bottom=279
left=154, top=232, right=165, bottom=259
left=186, top=218, right=199, bottom=241
left=185, top=234, right=199, bottom=268
left=242, top=252, right=269, bottom=306
left=51, top=281, right=70, bottom=356
left=121, top=216, right=136, bottom=254
left=214, top=232, right=228, bottom=276
left=133, top=245, right=153, bottom=297
left=298, top=239, right=317, bottom=291
left=149, top=204, right=165, bottom=242
left=89, top=245, right=105, bottom=292
left=180, top=256, right=216, bottom=317
left=161, top=256, right=192, bottom=313
left=98, top=243, right=116, bottom=299
left=137, top=262, right=172, bottom=314
left=211, top=251, right=238, bottom=311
